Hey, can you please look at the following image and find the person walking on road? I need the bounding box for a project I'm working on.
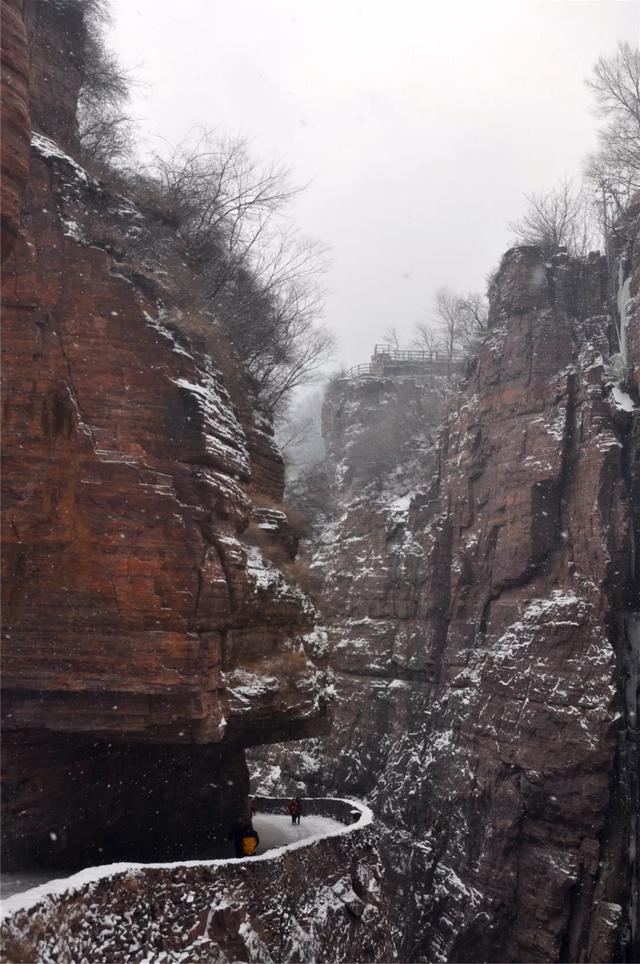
[288,797,303,825]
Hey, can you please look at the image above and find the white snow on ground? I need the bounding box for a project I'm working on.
[252,813,344,853]
[0,872,54,900]
[31,133,90,184]
[0,816,344,902]
[0,799,372,920]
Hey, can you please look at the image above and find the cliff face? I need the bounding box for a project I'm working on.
[252,371,446,796]
[258,243,639,962]
[617,195,640,392]
[1,0,328,871]
[0,0,29,261]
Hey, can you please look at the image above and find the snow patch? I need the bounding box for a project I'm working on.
[610,385,637,413]
[31,133,90,184]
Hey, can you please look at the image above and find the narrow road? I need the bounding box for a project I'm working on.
[252,813,344,853]
[0,814,346,900]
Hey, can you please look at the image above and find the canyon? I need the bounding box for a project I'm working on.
[1,1,639,961]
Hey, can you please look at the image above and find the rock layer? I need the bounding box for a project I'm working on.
[0,0,29,261]
[1,0,328,871]
[258,243,640,962]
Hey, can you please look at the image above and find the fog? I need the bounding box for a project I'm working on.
[110,0,639,370]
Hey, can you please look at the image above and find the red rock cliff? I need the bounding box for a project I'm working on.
[259,241,639,962]
[0,0,29,261]
[1,0,329,870]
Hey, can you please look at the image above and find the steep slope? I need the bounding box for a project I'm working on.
[1,0,329,872]
[257,241,639,962]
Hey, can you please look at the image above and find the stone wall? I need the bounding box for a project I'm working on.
[0,803,396,964]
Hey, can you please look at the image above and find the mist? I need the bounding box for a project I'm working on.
[110,0,638,369]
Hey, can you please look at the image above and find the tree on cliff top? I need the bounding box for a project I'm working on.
[507,179,599,259]
[146,131,333,412]
[584,41,640,233]
[413,287,488,363]
[74,2,332,413]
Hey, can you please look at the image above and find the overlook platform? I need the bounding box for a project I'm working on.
[344,344,465,378]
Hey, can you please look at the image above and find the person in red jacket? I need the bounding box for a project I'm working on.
[288,797,303,825]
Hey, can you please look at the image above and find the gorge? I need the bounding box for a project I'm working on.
[1,1,639,962]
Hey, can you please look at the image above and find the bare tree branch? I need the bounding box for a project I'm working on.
[508,179,600,258]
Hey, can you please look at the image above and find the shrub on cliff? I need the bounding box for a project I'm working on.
[76,0,134,168]
[72,6,332,414]
[414,287,489,362]
[144,131,333,412]
[507,42,640,258]
[508,179,600,259]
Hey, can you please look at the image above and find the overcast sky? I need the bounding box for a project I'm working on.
[110,0,639,370]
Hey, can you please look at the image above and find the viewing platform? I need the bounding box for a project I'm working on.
[343,344,465,379]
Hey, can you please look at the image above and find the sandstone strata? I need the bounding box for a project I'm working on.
[1,0,328,871]
[0,0,29,261]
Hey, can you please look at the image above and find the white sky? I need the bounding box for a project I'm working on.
[110,0,640,369]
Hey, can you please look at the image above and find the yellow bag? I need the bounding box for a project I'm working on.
[242,834,258,856]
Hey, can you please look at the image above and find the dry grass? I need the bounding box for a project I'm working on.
[251,493,310,537]
[243,522,290,570]
[282,558,321,596]
[243,522,319,597]
[1,935,38,963]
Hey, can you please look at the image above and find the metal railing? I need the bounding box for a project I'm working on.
[373,345,466,362]
[343,363,376,378]
[342,348,466,379]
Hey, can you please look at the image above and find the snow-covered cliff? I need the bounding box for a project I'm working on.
[254,238,640,963]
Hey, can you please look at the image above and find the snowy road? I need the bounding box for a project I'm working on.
[0,814,345,900]
[252,812,344,853]
[1,871,56,900]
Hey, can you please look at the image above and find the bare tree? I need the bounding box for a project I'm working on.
[76,1,134,166]
[210,229,333,411]
[144,131,333,412]
[412,288,488,364]
[584,42,640,234]
[149,132,298,269]
[433,286,463,367]
[508,179,600,258]
[381,326,401,351]
[457,292,489,353]
[412,321,441,356]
